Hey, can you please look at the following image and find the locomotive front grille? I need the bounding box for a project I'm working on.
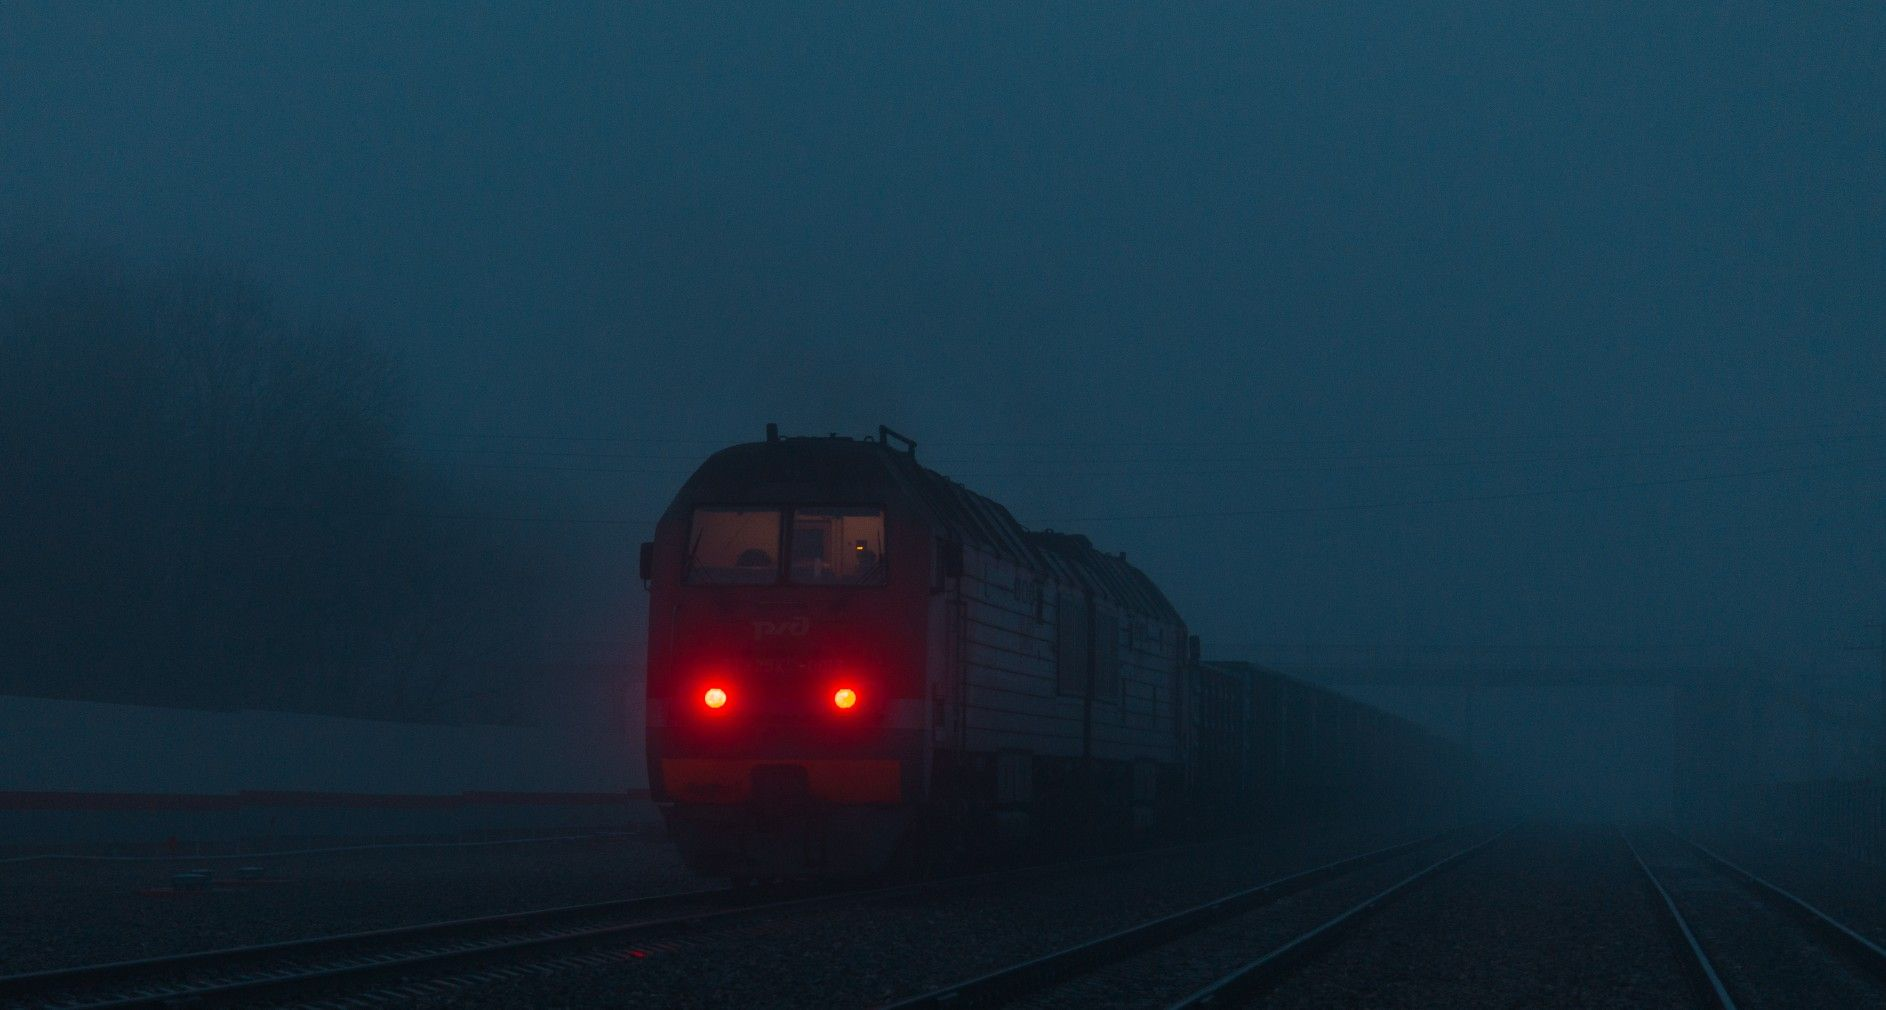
[661,758,902,805]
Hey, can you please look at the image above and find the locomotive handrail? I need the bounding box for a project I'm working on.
[878,424,918,455]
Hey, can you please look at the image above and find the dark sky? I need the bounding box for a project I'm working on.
[4,4,1883,685]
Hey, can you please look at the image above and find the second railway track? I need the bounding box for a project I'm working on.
[1629,827,1886,1009]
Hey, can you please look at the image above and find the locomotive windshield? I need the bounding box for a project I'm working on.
[684,506,886,585]
[684,507,780,584]
[790,507,886,585]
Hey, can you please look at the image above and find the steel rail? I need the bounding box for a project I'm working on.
[0,885,732,1005]
[1623,829,1736,1010]
[0,827,1295,1009]
[0,886,748,1010]
[878,830,1448,1009]
[1164,826,1509,1009]
[1676,829,1886,987]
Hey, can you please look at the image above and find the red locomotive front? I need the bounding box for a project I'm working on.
[643,427,937,878]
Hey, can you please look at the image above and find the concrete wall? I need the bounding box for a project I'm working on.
[0,695,652,852]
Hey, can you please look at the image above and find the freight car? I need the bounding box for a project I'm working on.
[1199,661,1469,827]
[640,426,1462,878]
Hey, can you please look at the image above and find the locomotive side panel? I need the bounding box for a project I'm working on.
[940,537,1196,840]
[956,548,1083,757]
[1087,609,1185,762]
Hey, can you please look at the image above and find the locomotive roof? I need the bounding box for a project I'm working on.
[676,432,1182,623]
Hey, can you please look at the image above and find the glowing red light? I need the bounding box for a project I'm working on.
[832,687,858,710]
[703,686,729,710]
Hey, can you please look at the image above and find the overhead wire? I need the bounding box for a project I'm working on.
[1052,454,1886,523]
[411,417,1886,451]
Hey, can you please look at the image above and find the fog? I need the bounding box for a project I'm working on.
[3,4,1882,819]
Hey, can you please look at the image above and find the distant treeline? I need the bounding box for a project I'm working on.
[0,253,546,723]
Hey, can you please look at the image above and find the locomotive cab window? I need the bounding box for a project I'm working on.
[790,507,886,585]
[685,507,781,584]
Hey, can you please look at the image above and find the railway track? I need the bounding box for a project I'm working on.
[0,829,1334,1010]
[1628,827,1886,1009]
[880,826,1490,1010]
[1163,828,1504,1008]
[888,823,1879,1010]
[0,883,746,1010]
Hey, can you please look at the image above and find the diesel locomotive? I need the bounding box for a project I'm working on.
[640,425,1463,878]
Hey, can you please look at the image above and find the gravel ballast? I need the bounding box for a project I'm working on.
[371,818,1440,1009]
[26,820,1786,1009]
[1007,835,1463,1010]
[1244,826,1696,1010]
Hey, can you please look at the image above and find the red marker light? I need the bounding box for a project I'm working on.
[832,687,858,710]
[703,687,729,710]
